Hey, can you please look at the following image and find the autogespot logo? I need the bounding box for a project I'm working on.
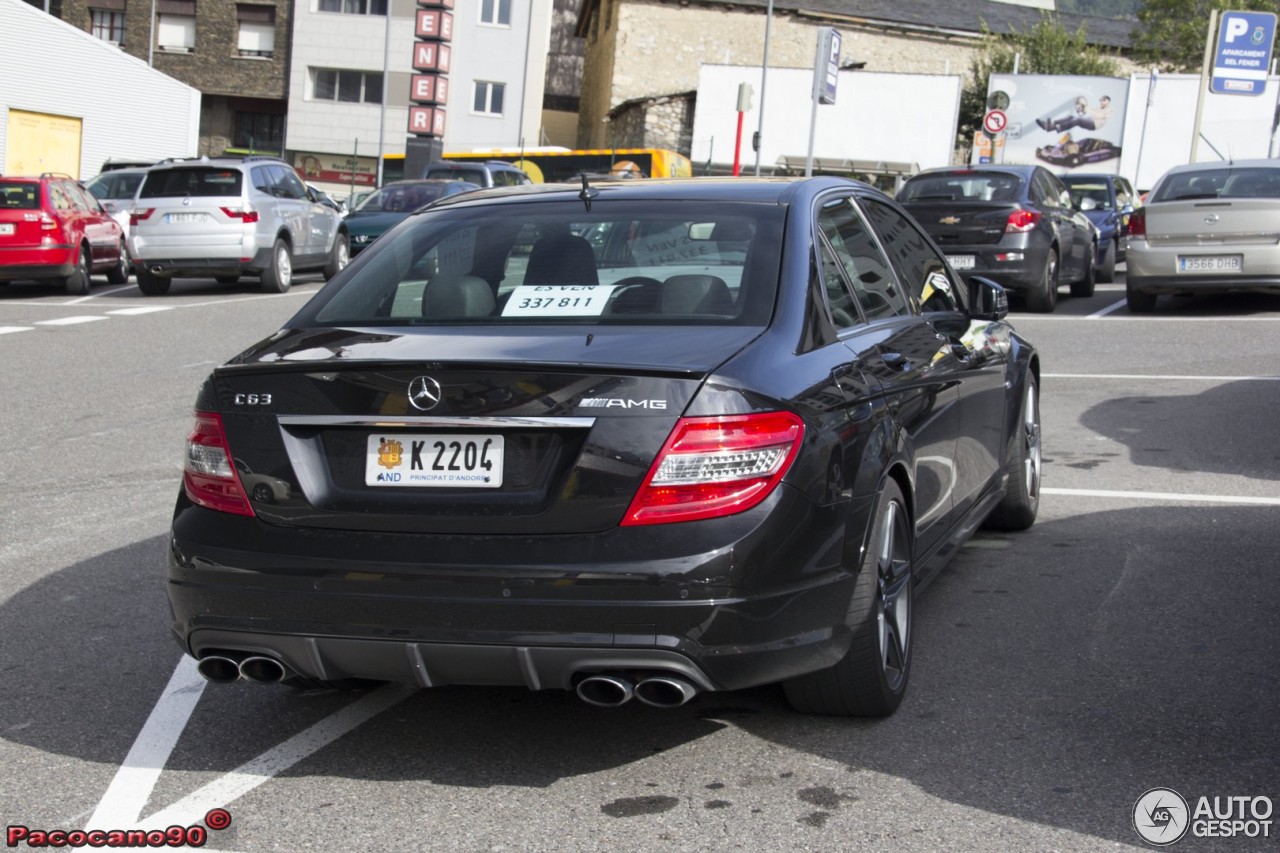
[1134,788,1190,846]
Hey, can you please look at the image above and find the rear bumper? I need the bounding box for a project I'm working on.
[1127,240,1280,290]
[942,239,1049,293]
[133,256,264,277]
[1127,273,1280,293]
[0,246,77,280]
[167,486,868,693]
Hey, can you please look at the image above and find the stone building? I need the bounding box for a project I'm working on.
[574,0,1135,152]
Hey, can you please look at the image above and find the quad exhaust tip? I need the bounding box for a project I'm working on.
[195,655,240,683]
[575,674,635,707]
[239,656,288,684]
[195,654,290,684]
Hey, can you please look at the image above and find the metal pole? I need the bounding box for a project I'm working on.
[351,138,358,202]
[148,0,156,66]
[1191,10,1217,163]
[1134,70,1156,189]
[753,0,773,176]
[805,93,818,177]
[376,4,390,189]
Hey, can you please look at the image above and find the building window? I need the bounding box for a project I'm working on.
[479,0,510,26]
[90,9,125,45]
[156,0,196,52]
[233,112,284,152]
[236,5,274,57]
[317,0,386,14]
[472,81,505,116]
[313,69,383,104]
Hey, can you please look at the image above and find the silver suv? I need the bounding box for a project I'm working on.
[128,156,349,295]
[421,160,531,188]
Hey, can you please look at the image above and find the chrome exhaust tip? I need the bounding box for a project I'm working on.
[195,655,241,683]
[238,656,288,684]
[575,674,634,707]
[634,676,699,708]
[149,266,164,275]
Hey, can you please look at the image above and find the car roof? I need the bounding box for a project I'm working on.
[423,175,869,210]
[911,164,1039,178]
[1161,159,1280,176]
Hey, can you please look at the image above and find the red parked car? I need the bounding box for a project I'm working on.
[0,174,129,294]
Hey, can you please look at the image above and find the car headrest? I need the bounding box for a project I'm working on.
[423,274,495,318]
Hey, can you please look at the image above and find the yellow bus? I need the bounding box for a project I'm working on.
[381,148,692,185]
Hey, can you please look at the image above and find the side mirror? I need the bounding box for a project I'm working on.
[969,276,1008,321]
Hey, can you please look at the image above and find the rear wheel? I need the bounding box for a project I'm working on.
[106,241,130,285]
[784,478,913,717]
[1097,238,1117,284]
[985,374,1041,531]
[323,232,349,280]
[1126,278,1157,313]
[260,238,292,293]
[1070,241,1096,298]
[62,246,91,295]
[136,267,171,296]
[1024,250,1058,313]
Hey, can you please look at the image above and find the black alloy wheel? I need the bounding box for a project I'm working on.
[784,478,914,717]
[985,374,1041,531]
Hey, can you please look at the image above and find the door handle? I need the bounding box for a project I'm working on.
[880,351,911,371]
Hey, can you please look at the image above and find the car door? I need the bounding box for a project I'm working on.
[861,195,1009,524]
[815,193,962,556]
[269,165,312,257]
[1036,169,1090,278]
[67,181,119,266]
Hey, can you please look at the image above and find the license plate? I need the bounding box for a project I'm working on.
[1177,255,1241,273]
[365,433,504,488]
[947,254,976,270]
[0,223,13,235]
[166,212,206,224]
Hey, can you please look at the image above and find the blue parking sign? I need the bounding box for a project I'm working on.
[1212,11,1277,96]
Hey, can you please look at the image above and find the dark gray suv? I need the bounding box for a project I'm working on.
[421,160,531,188]
[128,156,349,295]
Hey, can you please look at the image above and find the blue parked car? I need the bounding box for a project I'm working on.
[1061,173,1140,283]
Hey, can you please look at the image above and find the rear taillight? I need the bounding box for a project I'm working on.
[130,208,154,226]
[1127,207,1146,238]
[39,214,58,231]
[1005,209,1042,233]
[221,207,259,223]
[622,412,804,526]
[183,412,254,516]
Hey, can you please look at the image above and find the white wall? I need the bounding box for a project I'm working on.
[1120,73,1280,190]
[691,65,961,174]
[0,0,200,179]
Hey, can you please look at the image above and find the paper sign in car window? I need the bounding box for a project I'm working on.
[501,284,618,317]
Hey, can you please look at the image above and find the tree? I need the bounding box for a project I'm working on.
[959,16,1122,152]
[1131,0,1280,72]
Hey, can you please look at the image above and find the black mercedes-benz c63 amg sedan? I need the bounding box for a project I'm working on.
[168,176,1041,717]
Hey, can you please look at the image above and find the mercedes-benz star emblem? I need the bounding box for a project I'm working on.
[407,376,442,411]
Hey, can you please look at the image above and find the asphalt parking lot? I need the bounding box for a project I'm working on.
[1,274,1277,851]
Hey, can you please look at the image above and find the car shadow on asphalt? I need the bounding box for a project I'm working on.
[2,505,1277,847]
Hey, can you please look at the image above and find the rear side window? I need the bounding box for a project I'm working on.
[0,182,41,209]
[817,197,908,322]
[87,172,144,201]
[299,200,784,328]
[862,198,964,314]
[140,167,244,198]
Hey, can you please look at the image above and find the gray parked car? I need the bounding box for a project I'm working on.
[1125,159,1280,312]
[128,156,349,295]
[421,159,531,188]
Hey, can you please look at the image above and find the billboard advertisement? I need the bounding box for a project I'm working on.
[974,74,1129,175]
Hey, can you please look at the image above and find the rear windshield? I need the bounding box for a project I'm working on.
[295,199,784,328]
[1062,181,1113,209]
[898,172,1023,203]
[355,183,447,212]
[0,182,41,210]
[87,172,145,201]
[139,167,243,198]
[425,166,488,185]
[1151,167,1280,202]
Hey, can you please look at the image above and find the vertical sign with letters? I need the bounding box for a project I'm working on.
[407,0,453,151]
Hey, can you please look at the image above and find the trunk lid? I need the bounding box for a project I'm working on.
[898,201,1020,247]
[1143,199,1280,248]
[208,326,763,535]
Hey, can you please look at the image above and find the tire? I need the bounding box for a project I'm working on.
[323,232,349,280]
[784,478,913,717]
[984,374,1041,531]
[260,238,293,293]
[1024,250,1058,313]
[62,245,91,295]
[1070,241,1096,298]
[106,241,130,285]
[215,275,241,285]
[136,267,171,296]
[1097,238,1117,284]
[1126,278,1157,313]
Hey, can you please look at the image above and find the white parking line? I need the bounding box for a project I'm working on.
[34,315,108,326]
[87,657,206,830]
[1044,487,1280,506]
[64,285,137,305]
[1086,299,1128,318]
[0,326,33,335]
[1044,373,1280,382]
[107,306,174,316]
[87,655,414,832]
